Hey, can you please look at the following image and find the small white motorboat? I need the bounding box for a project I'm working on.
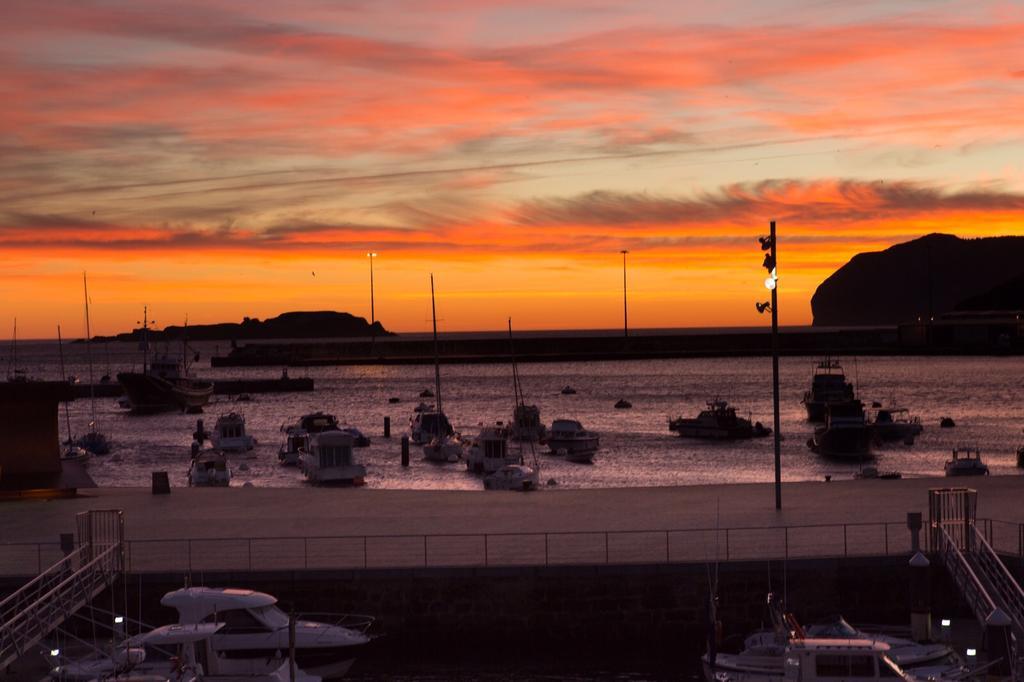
[944,446,988,476]
[210,412,256,452]
[484,464,540,491]
[867,405,924,443]
[188,450,231,487]
[547,418,599,463]
[61,445,92,465]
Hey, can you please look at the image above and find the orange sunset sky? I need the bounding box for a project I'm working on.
[2,0,1023,338]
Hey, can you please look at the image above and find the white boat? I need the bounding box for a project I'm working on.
[465,424,518,473]
[278,428,308,466]
[211,412,256,453]
[703,594,957,680]
[56,622,323,681]
[423,434,463,463]
[188,450,231,487]
[867,406,924,443]
[300,430,366,485]
[705,638,961,682]
[484,464,540,491]
[669,399,770,440]
[547,418,599,463]
[944,446,989,476]
[160,587,372,679]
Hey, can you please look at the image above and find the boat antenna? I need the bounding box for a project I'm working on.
[430,274,442,426]
[57,325,73,445]
[83,272,96,429]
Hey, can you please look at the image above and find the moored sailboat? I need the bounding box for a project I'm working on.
[420,274,463,463]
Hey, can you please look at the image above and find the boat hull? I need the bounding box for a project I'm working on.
[117,372,213,413]
[810,426,873,461]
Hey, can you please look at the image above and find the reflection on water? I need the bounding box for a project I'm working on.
[11,341,1024,489]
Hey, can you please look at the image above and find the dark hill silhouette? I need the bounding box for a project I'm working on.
[955,271,1024,312]
[91,311,392,343]
[811,233,1024,326]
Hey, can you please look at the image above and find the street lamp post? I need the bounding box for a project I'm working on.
[756,221,782,510]
[620,249,629,338]
[367,252,377,353]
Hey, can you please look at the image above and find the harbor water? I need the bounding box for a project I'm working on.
[9,340,1024,489]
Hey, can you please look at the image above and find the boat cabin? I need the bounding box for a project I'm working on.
[298,412,340,433]
[780,640,904,681]
[148,356,185,380]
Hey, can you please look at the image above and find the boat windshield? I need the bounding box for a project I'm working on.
[252,604,290,629]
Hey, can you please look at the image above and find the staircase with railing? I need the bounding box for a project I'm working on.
[930,488,1024,680]
[0,510,123,670]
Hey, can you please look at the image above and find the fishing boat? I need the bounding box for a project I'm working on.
[210,412,256,452]
[419,274,463,463]
[944,447,989,476]
[547,418,599,463]
[669,399,771,440]
[117,308,213,413]
[188,450,231,487]
[808,400,873,461]
[866,405,923,443]
[465,424,518,474]
[300,430,366,485]
[801,357,856,422]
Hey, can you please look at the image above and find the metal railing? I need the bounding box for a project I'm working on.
[0,543,122,669]
[2,518,1021,579]
[0,520,909,577]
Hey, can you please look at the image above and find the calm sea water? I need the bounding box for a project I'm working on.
[9,340,1024,489]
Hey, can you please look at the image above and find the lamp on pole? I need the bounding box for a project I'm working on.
[367,252,377,353]
[756,221,782,510]
[620,249,629,338]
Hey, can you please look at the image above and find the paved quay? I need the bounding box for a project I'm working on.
[1,477,1022,576]
[2,476,1022,543]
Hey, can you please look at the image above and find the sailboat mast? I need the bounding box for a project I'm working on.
[57,325,73,445]
[83,272,96,426]
[430,274,442,418]
[508,318,523,408]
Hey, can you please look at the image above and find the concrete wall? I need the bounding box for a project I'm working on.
[0,383,71,477]
[38,556,972,669]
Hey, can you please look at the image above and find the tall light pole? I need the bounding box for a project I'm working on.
[367,252,377,326]
[367,252,377,353]
[756,221,781,510]
[620,249,629,338]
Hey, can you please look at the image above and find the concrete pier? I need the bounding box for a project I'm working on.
[2,477,1022,566]
[3,477,1020,673]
